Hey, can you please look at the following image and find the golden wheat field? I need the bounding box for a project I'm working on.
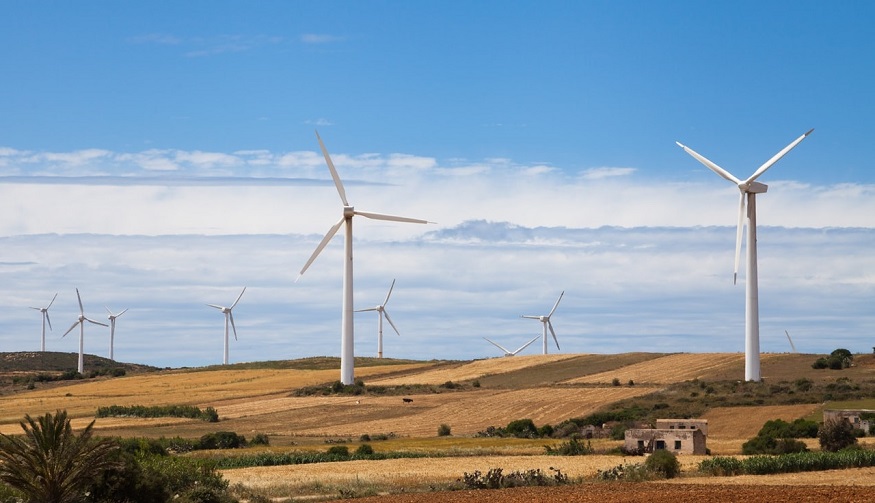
[368,354,579,386]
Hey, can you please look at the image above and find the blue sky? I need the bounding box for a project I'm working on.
[1,1,874,369]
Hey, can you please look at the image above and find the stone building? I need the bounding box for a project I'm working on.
[624,419,708,455]
[824,409,874,435]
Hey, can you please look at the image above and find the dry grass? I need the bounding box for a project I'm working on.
[563,353,784,385]
[368,354,579,386]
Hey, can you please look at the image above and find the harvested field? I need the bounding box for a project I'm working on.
[320,482,875,503]
[704,403,822,440]
[368,354,579,386]
[563,353,783,385]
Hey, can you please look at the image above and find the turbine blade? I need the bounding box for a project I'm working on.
[46,312,53,331]
[734,191,746,285]
[75,288,84,314]
[548,321,560,350]
[354,210,430,224]
[47,293,58,309]
[85,317,109,327]
[675,141,742,185]
[297,217,345,280]
[117,308,128,317]
[29,306,40,311]
[785,330,798,353]
[521,315,539,320]
[105,305,113,316]
[62,321,80,338]
[747,129,814,183]
[483,337,511,354]
[315,130,349,206]
[231,287,246,309]
[229,312,238,340]
[207,304,225,310]
[514,335,541,354]
[383,310,400,336]
[383,279,396,305]
[355,307,378,312]
[548,291,565,317]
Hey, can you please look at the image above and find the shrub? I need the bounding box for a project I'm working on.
[611,377,621,386]
[355,444,374,456]
[596,462,650,481]
[505,419,539,438]
[819,418,858,452]
[544,437,594,456]
[249,433,269,446]
[459,468,568,489]
[645,449,680,479]
[326,445,350,457]
[699,456,743,476]
[197,431,246,450]
[437,423,452,437]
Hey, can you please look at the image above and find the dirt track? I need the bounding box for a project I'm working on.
[323,483,873,502]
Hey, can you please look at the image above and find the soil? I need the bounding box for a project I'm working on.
[322,483,873,502]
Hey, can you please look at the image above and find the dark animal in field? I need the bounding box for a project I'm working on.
[402,398,413,403]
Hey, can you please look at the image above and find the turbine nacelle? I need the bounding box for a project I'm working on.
[739,181,768,194]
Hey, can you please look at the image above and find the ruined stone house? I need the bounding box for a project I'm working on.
[624,419,708,455]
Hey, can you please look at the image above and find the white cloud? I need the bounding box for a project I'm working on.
[300,34,344,45]
[581,167,636,180]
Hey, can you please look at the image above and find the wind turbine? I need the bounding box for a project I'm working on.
[62,288,108,374]
[298,131,431,384]
[483,335,540,357]
[785,330,798,354]
[105,306,128,361]
[30,293,57,351]
[676,129,813,381]
[521,291,564,354]
[207,287,246,365]
[355,279,400,358]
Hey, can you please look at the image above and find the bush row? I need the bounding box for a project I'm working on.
[96,404,219,422]
[700,449,875,476]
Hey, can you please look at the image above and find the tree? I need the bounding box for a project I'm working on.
[818,417,858,452]
[0,410,119,503]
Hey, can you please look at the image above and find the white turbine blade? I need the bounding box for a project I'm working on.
[297,217,345,280]
[62,321,80,338]
[785,330,798,353]
[231,287,246,309]
[229,312,238,340]
[383,310,400,336]
[207,304,225,311]
[548,291,565,317]
[548,320,560,350]
[521,315,540,320]
[483,337,511,354]
[47,293,58,309]
[29,306,41,311]
[383,279,396,306]
[315,130,349,207]
[513,335,541,355]
[45,312,53,331]
[675,141,742,185]
[85,317,109,327]
[746,129,814,184]
[355,307,378,312]
[117,308,128,317]
[354,210,430,224]
[733,191,746,285]
[75,288,84,314]
[105,305,113,316]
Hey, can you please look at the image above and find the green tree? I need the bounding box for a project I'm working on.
[0,410,119,503]
[819,417,858,452]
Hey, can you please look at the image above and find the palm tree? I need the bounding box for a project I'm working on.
[0,410,118,503]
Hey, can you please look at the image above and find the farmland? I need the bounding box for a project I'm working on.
[2,350,875,500]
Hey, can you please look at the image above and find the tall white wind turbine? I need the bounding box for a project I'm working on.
[105,306,128,361]
[355,279,400,358]
[30,293,57,351]
[483,335,540,357]
[208,287,246,365]
[676,129,813,381]
[298,131,431,384]
[62,288,108,374]
[521,291,564,355]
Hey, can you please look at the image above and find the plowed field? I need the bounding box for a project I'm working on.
[368,354,579,386]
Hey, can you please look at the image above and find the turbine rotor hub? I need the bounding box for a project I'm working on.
[343,206,355,218]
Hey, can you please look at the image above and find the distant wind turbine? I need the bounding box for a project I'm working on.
[483,335,540,357]
[208,287,246,365]
[30,293,57,352]
[297,132,431,384]
[676,129,813,381]
[785,330,798,354]
[62,288,108,374]
[521,291,564,354]
[105,306,128,361]
[356,279,400,358]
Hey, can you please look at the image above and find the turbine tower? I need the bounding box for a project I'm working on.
[62,288,108,374]
[355,279,400,358]
[208,287,246,365]
[298,131,430,384]
[521,291,564,354]
[105,306,128,361]
[483,335,540,357]
[676,129,813,381]
[30,293,57,351]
